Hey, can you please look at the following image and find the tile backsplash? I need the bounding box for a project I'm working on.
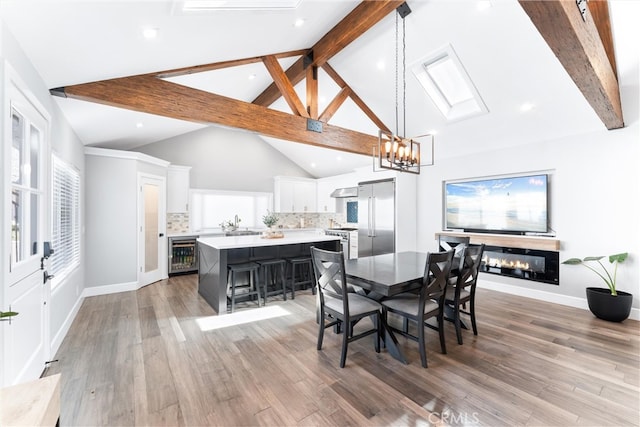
[167,211,354,234]
[167,213,190,234]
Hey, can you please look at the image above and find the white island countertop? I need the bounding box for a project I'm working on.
[197,232,340,250]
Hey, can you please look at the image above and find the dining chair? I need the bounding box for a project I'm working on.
[380,249,454,368]
[310,246,382,368]
[445,243,485,344]
[438,234,470,268]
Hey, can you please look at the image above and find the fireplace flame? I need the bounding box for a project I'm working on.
[482,255,531,271]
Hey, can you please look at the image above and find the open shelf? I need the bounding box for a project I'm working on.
[435,231,560,252]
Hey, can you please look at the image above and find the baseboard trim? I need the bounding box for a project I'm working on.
[479,280,639,321]
[50,292,84,357]
[82,281,139,298]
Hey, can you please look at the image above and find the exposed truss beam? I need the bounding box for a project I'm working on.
[262,55,308,117]
[50,1,402,156]
[56,75,377,156]
[519,0,623,129]
[253,0,405,107]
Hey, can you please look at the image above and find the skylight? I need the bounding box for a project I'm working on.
[180,0,302,11]
[412,44,488,122]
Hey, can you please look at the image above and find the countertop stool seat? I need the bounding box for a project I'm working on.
[227,262,261,312]
[287,256,314,299]
[256,258,287,304]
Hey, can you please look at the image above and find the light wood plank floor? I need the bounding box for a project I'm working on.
[45,274,639,426]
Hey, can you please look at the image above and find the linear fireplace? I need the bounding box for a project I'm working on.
[481,245,559,285]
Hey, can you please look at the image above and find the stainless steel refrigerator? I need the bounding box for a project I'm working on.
[358,179,395,257]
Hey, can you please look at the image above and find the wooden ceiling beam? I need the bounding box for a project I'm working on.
[322,63,391,133]
[306,65,318,119]
[252,0,405,107]
[519,0,623,129]
[262,55,308,117]
[155,49,308,79]
[55,75,376,156]
[319,87,351,123]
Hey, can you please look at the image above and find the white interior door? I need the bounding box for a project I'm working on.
[138,174,166,287]
[2,69,50,386]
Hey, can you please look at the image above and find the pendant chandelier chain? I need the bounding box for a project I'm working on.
[402,16,407,138]
[394,12,408,138]
[395,12,399,138]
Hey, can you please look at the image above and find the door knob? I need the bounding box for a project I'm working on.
[159,233,165,237]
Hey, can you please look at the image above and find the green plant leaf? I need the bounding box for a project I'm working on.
[609,252,628,263]
[0,311,19,318]
[561,258,583,265]
[583,256,605,262]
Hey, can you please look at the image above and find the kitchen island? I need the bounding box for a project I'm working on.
[197,233,340,314]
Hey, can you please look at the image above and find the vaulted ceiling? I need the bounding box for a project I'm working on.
[1,0,637,177]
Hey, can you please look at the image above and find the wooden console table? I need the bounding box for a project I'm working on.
[435,231,560,251]
[0,373,60,426]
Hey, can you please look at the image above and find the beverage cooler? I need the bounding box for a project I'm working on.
[168,235,198,275]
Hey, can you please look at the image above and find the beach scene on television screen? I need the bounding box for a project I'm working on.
[446,175,547,232]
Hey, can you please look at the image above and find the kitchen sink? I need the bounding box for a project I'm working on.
[327,227,358,231]
[224,230,261,236]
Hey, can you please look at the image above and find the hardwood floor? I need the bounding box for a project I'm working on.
[45,274,639,426]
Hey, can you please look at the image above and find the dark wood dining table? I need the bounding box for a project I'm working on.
[344,251,429,364]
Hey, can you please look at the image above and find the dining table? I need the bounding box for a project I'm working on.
[344,251,429,364]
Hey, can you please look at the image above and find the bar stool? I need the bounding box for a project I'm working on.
[227,262,261,312]
[256,259,287,304]
[287,257,313,299]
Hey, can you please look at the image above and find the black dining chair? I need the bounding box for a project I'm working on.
[445,243,485,344]
[380,250,454,368]
[438,234,470,271]
[310,246,382,368]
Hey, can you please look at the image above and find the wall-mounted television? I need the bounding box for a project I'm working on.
[444,174,548,234]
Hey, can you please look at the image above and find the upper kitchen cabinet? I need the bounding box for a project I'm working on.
[167,165,191,213]
[316,178,336,213]
[274,176,317,212]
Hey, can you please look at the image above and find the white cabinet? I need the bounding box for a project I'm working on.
[274,176,317,212]
[316,178,336,213]
[167,165,191,213]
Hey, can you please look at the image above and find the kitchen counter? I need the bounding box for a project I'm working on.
[197,233,340,314]
[197,232,338,250]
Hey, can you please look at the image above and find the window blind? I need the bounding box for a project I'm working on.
[51,154,80,282]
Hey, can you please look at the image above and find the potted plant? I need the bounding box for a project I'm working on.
[562,252,632,322]
[262,210,279,229]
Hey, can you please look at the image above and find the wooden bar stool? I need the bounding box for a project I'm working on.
[287,257,313,299]
[256,259,287,304]
[227,262,261,312]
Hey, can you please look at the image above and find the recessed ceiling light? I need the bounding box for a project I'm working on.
[477,1,492,11]
[182,0,302,11]
[294,18,305,27]
[376,60,385,70]
[136,122,144,128]
[248,73,256,80]
[520,103,535,112]
[142,27,158,39]
[337,156,342,161]
[310,162,317,168]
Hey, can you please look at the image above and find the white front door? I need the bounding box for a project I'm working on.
[138,174,166,287]
[2,68,50,386]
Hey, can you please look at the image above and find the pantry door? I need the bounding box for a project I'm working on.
[138,173,167,288]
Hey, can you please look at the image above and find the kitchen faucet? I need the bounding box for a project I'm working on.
[234,214,239,228]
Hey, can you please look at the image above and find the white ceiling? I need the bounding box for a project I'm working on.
[1,0,638,178]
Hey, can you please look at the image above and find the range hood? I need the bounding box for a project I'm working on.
[330,187,358,198]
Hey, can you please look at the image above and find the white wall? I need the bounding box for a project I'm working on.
[417,91,640,311]
[135,126,312,192]
[0,20,86,376]
[84,151,168,290]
